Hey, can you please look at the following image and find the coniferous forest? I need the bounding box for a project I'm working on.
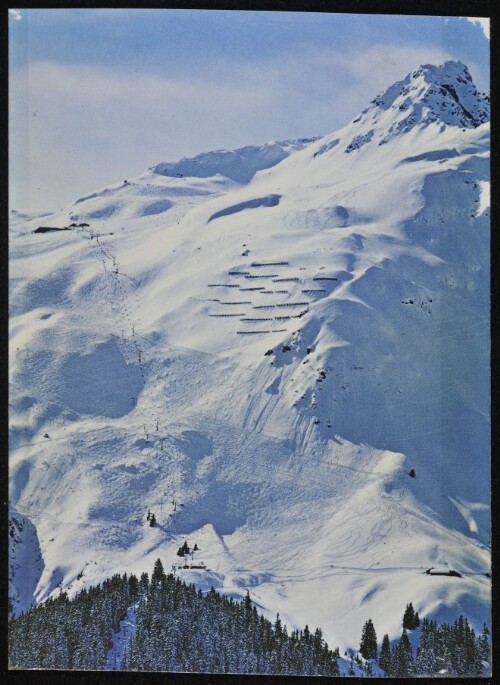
[8,560,490,676]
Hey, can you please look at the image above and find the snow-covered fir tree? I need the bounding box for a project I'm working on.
[359,618,377,660]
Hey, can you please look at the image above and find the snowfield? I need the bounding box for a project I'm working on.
[9,61,490,654]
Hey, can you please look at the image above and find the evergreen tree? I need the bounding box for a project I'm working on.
[478,624,490,662]
[139,572,149,595]
[403,602,419,630]
[128,573,139,600]
[274,613,283,640]
[359,618,377,660]
[152,558,166,584]
[177,540,190,557]
[392,628,414,676]
[415,617,437,675]
[313,627,324,660]
[379,633,391,675]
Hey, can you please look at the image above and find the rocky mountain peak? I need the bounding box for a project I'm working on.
[347,61,489,150]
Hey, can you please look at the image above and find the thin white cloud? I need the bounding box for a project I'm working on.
[462,17,489,40]
[344,44,455,88]
[12,42,472,145]
[8,43,475,212]
[21,60,276,119]
[9,59,283,211]
[9,9,23,21]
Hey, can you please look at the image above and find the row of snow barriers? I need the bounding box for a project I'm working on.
[206,260,340,335]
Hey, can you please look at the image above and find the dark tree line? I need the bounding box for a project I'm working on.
[363,610,490,677]
[9,563,490,677]
[8,572,136,669]
[122,559,340,675]
[412,615,490,676]
[9,559,339,675]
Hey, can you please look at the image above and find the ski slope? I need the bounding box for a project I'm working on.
[9,61,490,653]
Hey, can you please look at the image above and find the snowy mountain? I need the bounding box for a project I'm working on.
[9,60,490,654]
[351,60,489,144]
[150,138,319,184]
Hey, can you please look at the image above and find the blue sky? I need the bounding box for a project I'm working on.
[9,9,490,212]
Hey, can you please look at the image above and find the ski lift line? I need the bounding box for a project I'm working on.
[56,229,188,484]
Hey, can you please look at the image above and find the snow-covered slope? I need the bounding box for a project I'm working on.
[9,61,490,653]
[151,138,319,183]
